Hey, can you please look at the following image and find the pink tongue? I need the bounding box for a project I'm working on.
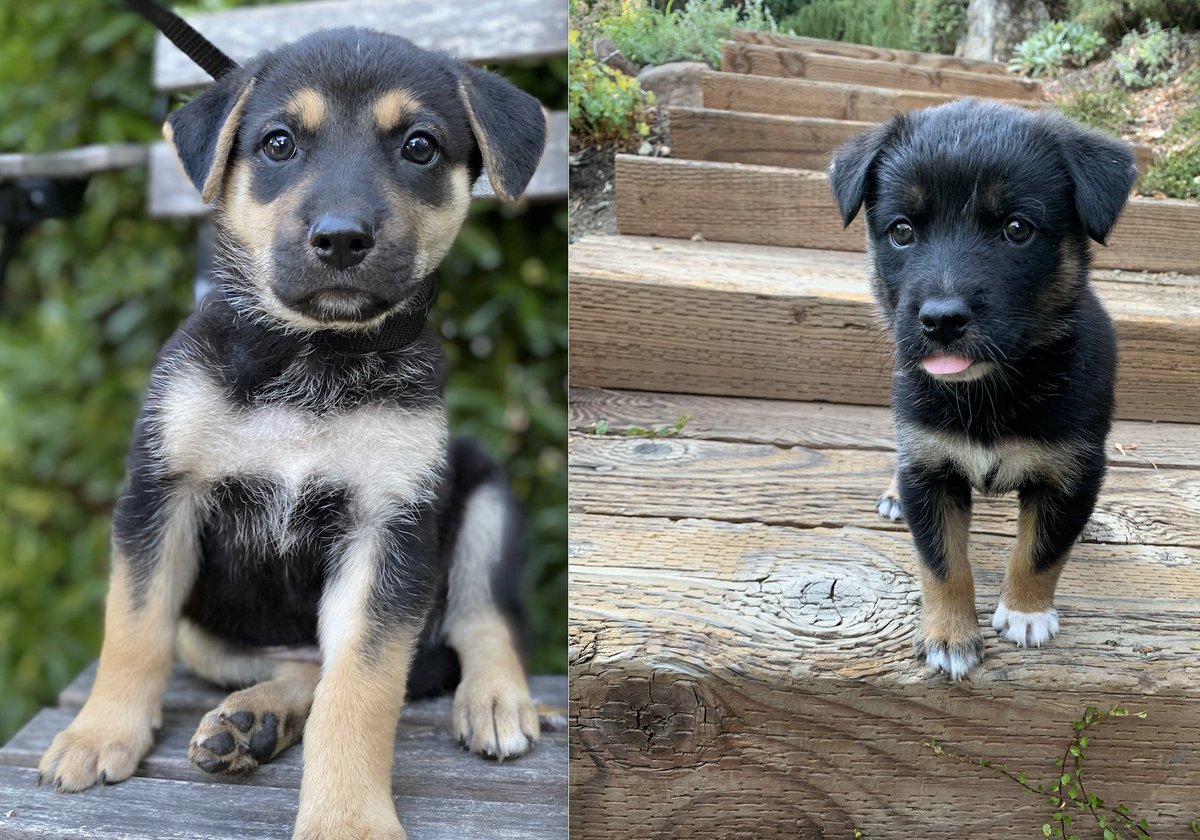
[922,355,973,375]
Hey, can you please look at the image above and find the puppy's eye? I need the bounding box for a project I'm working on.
[262,131,296,162]
[402,132,438,165]
[889,220,915,248]
[1003,217,1034,245]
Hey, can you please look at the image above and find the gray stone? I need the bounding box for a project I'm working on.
[960,0,1050,62]
[636,61,706,108]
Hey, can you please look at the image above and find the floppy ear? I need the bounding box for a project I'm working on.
[457,66,547,202]
[828,114,908,227]
[164,69,256,204]
[1047,115,1136,245]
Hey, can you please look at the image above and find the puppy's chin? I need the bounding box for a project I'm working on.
[287,289,393,324]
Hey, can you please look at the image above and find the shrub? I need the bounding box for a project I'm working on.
[1141,103,1200,200]
[778,0,918,51]
[1112,20,1182,88]
[910,0,968,55]
[568,28,654,147]
[1056,86,1134,134]
[1070,0,1200,40]
[600,0,777,67]
[1007,20,1106,77]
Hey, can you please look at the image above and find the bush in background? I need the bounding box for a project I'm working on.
[909,0,969,54]
[597,0,777,67]
[1008,20,1107,76]
[778,0,915,49]
[1112,20,1185,87]
[1056,86,1135,133]
[0,0,565,743]
[1141,101,1200,200]
[1070,0,1200,40]
[568,28,655,148]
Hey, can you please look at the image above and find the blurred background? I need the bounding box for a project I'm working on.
[0,0,566,743]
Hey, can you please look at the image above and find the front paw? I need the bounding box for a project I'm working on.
[915,630,984,681]
[453,673,539,761]
[992,602,1059,648]
[293,810,406,840]
[38,711,156,792]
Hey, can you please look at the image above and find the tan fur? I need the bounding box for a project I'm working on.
[372,88,421,133]
[916,502,978,647]
[1041,238,1084,316]
[219,158,306,259]
[199,80,257,204]
[294,630,417,840]
[286,87,328,132]
[1000,496,1067,613]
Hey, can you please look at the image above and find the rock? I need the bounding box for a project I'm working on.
[636,61,706,108]
[592,36,639,78]
[960,0,1050,62]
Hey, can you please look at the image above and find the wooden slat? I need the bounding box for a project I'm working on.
[615,155,1200,274]
[148,110,568,217]
[568,512,1200,839]
[723,41,1044,101]
[729,29,1012,77]
[0,144,146,181]
[568,234,1200,422]
[567,387,1200,471]
[154,0,568,92]
[702,71,1041,120]
[674,104,1155,173]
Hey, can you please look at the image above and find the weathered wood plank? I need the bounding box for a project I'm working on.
[568,234,1200,422]
[566,387,1200,470]
[670,105,1155,174]
[729,29,1012,77]
[154,0,568,92]
[148,110,568,217]
[569,516,1200,839]
[569,433,1200,546]
[702,71,1041,120]
[615,155,1200,274]
[0,145,146,180]
[722,41,1044,101]
[0,764,564,839]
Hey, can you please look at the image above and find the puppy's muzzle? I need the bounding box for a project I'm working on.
[919,297,970,346]
[308,215,375,271]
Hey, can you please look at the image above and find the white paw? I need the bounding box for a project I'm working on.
[917,634,983,681]
[876,491,903,521]
[992,603,1059,648]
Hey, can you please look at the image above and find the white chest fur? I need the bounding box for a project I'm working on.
[155,370,447,509]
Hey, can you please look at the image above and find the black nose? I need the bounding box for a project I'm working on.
[308,216,374,270]
[919,298,970,345]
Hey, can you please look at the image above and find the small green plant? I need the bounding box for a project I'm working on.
[1069,0,1200,41]
[568,27,654,147]
[778,0,916,51]
[1008,20,1106,77]
[1056,86,1134,134]
[1112,21,1181,89]
[588,414,692,438]
[910,0,968,55]
[927,705,1187,839]
[599,0,776,67]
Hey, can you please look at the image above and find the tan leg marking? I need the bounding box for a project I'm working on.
[39,495,200,792]
[993,497,1065,647]
[916,502,983,679]
[293,630,417,840]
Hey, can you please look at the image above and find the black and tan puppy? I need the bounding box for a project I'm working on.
[830,99,1135,680]
[38,26,546,839]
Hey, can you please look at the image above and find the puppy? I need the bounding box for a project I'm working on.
[829,99,1135,680]
[38,26,547,839]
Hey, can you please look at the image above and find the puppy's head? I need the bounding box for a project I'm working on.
[164,28,547,331]
[829,99,1134,382]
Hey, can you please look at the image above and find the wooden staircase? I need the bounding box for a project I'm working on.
[569,33,1200,840]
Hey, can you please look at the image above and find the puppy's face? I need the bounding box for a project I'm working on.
[830,101,1135,382]
[165,28,547,331]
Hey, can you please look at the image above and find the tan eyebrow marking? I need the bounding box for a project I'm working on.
[284,87,328,132]
[373,89,421,132]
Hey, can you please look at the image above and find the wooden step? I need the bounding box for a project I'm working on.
[567,388,1200,840]
[568,234,1200,422]
[701,71,1041,121]
[615,155,1200,274]
[669,106,1154,174]
[722,41,1044,101]
[729,28,1012,77]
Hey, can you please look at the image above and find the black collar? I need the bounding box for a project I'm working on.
[311,275,437,354]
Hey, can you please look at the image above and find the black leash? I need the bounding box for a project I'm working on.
[124,0,238,80]
[313,275,439,354]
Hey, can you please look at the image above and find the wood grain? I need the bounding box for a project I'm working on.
[722,42,1044,101]
[0,144,146,180]
[148,111,568,217]
[671,105,1155,174]
[567,387,1200,470]
[702,71,1040,120]
[569,234,1200,422]
[615,155,1200,274]
[569,511,1200,839]
[729,29,1012,77]
[154,0,568,91]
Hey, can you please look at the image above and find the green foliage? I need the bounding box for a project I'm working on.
[1069,0,1200,40]
[910,0,968,55]
[598,0,777,67]
[927,706,1183,840]
[1008,21,1107,77]
[568,29,654,147]
[1141,103,1200,199]
[778,0,916,51]
[586,414,691,437]
[1112,20,1182,88]
[1056,86,1135,134]
[0,1,565,742]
